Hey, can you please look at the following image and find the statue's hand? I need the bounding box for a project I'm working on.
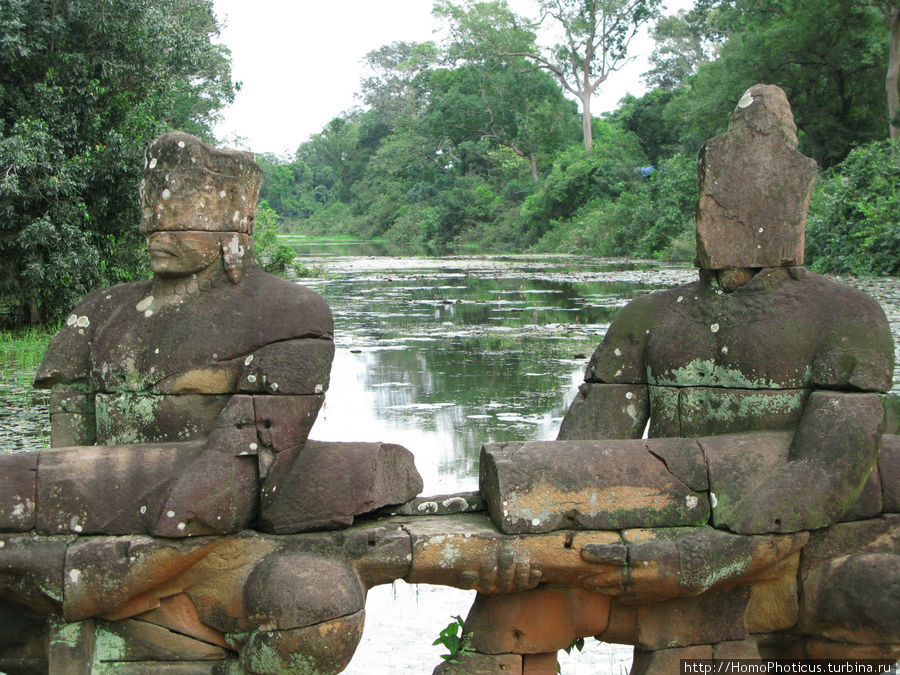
[459,548,542,594]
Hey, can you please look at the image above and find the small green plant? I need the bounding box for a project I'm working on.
[557,636,586,672]
[433,615,466,663]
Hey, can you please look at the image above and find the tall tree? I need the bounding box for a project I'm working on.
[663,0,889,167]
[877,3,900,140]
[360,41,439,130]
[508,0,663,151]
[433,0,577,179]
[643,6,724,91]
[0,0,235,325]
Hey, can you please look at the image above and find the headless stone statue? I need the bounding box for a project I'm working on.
[465,85,899,670]
[484,84,894,536]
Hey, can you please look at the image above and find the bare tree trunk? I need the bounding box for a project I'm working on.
[581,92,593,152]
[29,300,43,326]
[888,7,900,141]
[529,153,538,181]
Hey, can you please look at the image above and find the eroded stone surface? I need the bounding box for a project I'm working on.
[464,587,610,654]
[481,440,709,534]
[556,383,649,440]
[258,441,423,533]
[0,453,36,531]
[704,393,883,534]
[695,84,817,269]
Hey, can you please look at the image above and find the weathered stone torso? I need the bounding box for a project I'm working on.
[35,266,335,444]
[576,267,893,437]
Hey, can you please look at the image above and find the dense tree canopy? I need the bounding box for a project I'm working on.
[258,0,898,272]
[0,0,235,325]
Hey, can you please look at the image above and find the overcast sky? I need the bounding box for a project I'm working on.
[211,0,694,157]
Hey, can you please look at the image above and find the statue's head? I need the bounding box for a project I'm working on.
[694,84,818,291]
[139,132,263,283]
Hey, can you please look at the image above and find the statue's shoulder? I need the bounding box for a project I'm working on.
[796,270,893,392]
[239,268,333,339]
[34,280,151,388]
[584,283,697,384]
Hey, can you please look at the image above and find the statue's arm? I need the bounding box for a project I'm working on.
[558,297,654,440]
[153,337,335,537]
[703,390,884,534]
[48,385,96,447]
[34,290,111,447]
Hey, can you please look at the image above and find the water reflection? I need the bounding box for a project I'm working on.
[302,254,696,494]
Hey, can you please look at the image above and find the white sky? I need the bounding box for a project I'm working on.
[211,0,694,157]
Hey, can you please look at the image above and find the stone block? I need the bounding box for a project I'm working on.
[258,440,422,533]
[48,617,94,675]
[151,396,260,537]
[713,639,760,659]
[464,587,610,654]
[695,84,817,269]
[480,440,709,534]
[407,513,625,593]
[0,609,48,674]
[644,438,709,491]
[884,394,900,435]
[238,610,364,675]
[241,552,364,630]
[800,515,900,577]
[50,412,97,447]
[95,393,230,444]
[648,386,680,437]
[134,593,228,649]
[0,452,37,531]
[523,652,558,674]
[597,602,637,644]
[49,388,96,446]
[744,553,800,633]
[141,132,260,235]
[635,270,893,394]
[799,551,900,643]
[623,527,806,603]
[880,434,900,512]
[556,383,649,440]
[319,523,411,590]
[433,652,522,674]
[678,387,808,437]
[631,586,750,650]
[840,465,883,521]
[631,645,713,675]
[705,391,884,534]
[237,338,334,395]
[63,534,215,621]
[252,394,322,452]
[93,618,228,661]
[0,534,67,613]
[36,441,205,535]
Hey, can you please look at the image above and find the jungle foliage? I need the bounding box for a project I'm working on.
[0,0,235,326]
[261,0,899,271]
[4,0,898,326]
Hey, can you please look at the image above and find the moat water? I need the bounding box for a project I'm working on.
[2,243,898,673]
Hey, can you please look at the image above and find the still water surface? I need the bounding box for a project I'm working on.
[2,243,898,673]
